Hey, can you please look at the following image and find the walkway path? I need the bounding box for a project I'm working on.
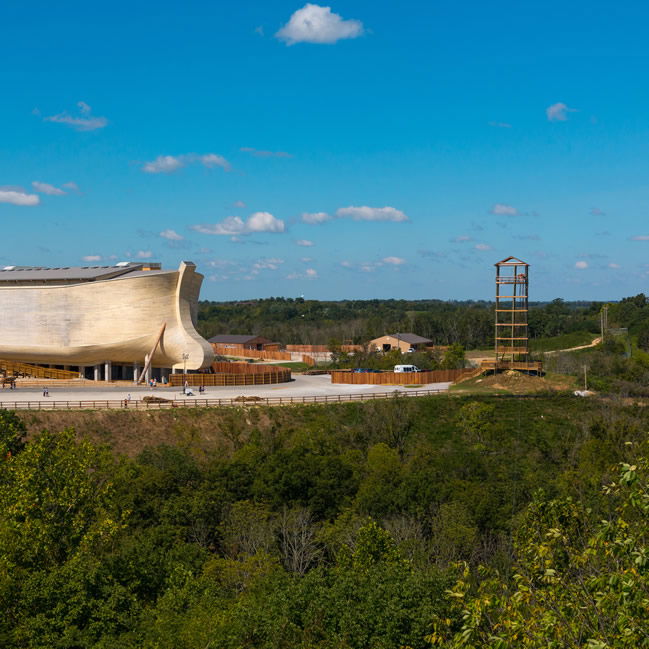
[0,374,452,409]
[544,337,602,355]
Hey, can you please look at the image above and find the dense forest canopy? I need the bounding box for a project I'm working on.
[197,297,604,348]
[2,394,649,648]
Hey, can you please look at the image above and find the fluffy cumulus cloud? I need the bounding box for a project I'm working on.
[240,147,292,158]
[575,260,588,269]
[159,229,184,241]
[302,206,408,224]
[82,255,102,262]
[0,188,40,206]
[296,239,314,247]
[608,262,621,269]
[630,235,649,241]
[301,211,331,224]
[142,153,231,174]
[191,212,285,236]
[546,102,577,122]
[475,243,492,251]
[136,250,153,259]
[31,181,66,196]
[490,203,518,216]
[275,3,364,45]
[43,101,108,131]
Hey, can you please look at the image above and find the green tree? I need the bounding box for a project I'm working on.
[431,442,649,648]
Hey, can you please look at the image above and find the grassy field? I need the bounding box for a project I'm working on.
[530,330,599,353]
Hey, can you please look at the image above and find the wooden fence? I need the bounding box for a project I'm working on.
[170,367,291,387]
[330,368,478,385]
[0,387,449,411]
[286,345,330,353]
[212,345,292,361]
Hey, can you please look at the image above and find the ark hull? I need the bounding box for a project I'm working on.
[0,262,214,369]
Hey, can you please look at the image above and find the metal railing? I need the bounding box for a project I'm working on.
[0,387,447,411]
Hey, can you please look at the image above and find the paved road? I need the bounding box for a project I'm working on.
[0,374,452,403]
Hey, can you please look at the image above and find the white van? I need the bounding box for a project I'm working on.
[393,364,420,373]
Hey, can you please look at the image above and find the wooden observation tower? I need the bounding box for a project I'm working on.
[491,256,541,373]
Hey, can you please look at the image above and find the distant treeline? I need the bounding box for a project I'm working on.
[197,297,603,348]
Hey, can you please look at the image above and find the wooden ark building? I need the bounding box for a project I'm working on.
[0,260,214,381]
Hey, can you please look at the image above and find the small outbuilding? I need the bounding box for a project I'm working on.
[369,333,432,354]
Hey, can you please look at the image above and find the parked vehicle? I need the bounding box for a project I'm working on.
[393,364,421,373]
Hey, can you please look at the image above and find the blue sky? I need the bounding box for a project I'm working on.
[2,0,649,301]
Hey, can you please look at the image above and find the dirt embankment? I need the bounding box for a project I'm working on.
[453,371,576,395]
[17,407,277,458]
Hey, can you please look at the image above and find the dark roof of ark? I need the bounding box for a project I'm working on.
[0,262,162,283]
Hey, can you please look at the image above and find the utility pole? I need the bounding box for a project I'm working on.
[600,305,608,342]
[583,365,588,391]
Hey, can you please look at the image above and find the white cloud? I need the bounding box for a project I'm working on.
[302,211,331,224]
[198,153,231,171]
[296,239,314,247]
[240,147,292,158]
[247,211,285,233]
[300,256,313,262]
[32,181,66,196]
[0,189,40,206]
[630,235,649,241]
[62,181,80,192]
[82,255,102,262]
[546,102,577,122]
[275,3,364,45]
[575,260,588,269]
[608,263,621,269]
[451,235,472,243]
[490,203,518,216]
[253,258,284,272]
[191,211,285,236]
[233,200,246,208]
[475,243,492,251]
[159,229,184,241]
[335,205,408,222]
[136,250,153,259]
[142,155,185,174]
[341,257,405,272]
[44,102,108,131]
[590,207,605,216]
[287,267,318,280]
[142,153,231,174]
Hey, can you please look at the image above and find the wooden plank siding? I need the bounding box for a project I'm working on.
[330,368,478,385]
